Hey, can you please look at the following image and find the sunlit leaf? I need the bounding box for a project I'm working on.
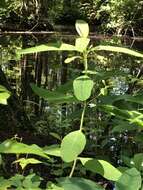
[75,37,90,52]
[18,42,78,55]
[0,85,11,105]
[75,20,89,37]
[43,145,61,157]
[64,56,81,63]
[0,139,49,159]
[100,87,108,96]
[91,45,143,58]
[13,158,42,170]
[73,75,94,101]
[100,104,143,127]
[61,130,86,162]
[79,158,122,181]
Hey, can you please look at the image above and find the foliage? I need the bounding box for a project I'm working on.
[1,0,143,35]
[1,20,143,189]
[0,85,10,105]
[0,173,42,190]
[97,0,143,34]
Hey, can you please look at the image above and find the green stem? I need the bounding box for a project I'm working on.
[69,102,86,177]
[69,51,88,178]
[80,101,86,131]
[69,159,77,178]
[83,52,88,74]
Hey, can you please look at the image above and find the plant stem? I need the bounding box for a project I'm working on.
[69,102,86,177]
[83,52,88,74]
[80,101,86,131]
[69,159,77,178]
[69,50,88,178]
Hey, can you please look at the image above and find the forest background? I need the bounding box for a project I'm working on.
[1,0,143,190]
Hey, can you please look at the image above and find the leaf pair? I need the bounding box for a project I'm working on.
[31,75,94,103]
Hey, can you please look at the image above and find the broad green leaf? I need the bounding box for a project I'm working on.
[115,168,141,190]
[55,81,73,94]
[100,104,130,118]
[112,123,138,133]
[10,174,42,189]
[22,174,41,189]
[0,177,11,190]
[100,105,143,128]
[73,75,94,101]
[18,42,78,55]
[0,85,9,92]
[13,158,42,170]
[79,158,122,181]
[61,130,86,162]
[64,56,81,63]
[44,145,61,157]
[75,20,89,37]
[91,45,143,58]
[111,119,139,133]
[10,174,24,188]
[57,177,104,190]
[75,37,90,52]
[0,85,11,105]
[100,94,143,105]
[31,84,77,104]
[0,139,49,159]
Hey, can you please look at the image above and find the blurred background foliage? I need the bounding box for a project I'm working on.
[0,0,143,35]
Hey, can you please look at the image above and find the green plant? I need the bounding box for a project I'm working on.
[0,173,42,190]
[1,20,143,189]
